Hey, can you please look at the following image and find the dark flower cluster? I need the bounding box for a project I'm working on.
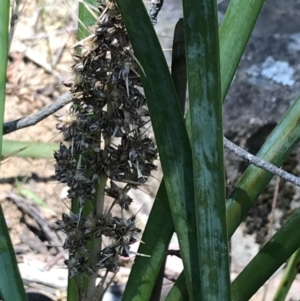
[54,0,157,294]
[56,212,141,273]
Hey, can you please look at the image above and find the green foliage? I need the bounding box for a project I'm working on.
[1,0,300,301]
[182,0,230,300]
[227,96,300,237]
[116,0,201,299]
[0,206,28,301]
[123,182,174,301]
[2,140,58,158]
[15,178,49,208]
[232,208,300,300]
[119,0,300,300]
[0,1,29,300]
[273,248,300,301]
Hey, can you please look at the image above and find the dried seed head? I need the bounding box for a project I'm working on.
[55,0,157,290]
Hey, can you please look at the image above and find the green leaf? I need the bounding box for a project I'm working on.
[0,1,28,300]
[168,0,266,297]
[123,18,187,301]
[219,0,265,100]
[273,248,300,301]
[2,140,58,158]
[171,18,187,113]
[77,0,97,40]
[0,206,28,301]
[232,208,300,300]
[122,183,174,301]
[165,272,189,301]
[182,0,230,300]
[226,96,300,238]
[116,1,202,300]
[16,187,48,208]
[0,0,9,154]
[225,95,300,301]
[170,93,300,298]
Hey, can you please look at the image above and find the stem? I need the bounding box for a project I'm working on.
[86,89,112,300]
[273,248,300,301]
[86,174,107,300]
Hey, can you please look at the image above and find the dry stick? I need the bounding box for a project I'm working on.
[267,176,281,242]
[3,92,73,135]
[24,48,61,77]
[262,176,281,301]
[53,44,67,68]
[224,137,300,187]
[3,98,300,189]
[167,249,181,258]
[7,191,67,260]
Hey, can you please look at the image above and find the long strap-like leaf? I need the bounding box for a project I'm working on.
[0,1,28,300]
[272,248,300,301]
[122,0,266,299]
[232,208,300,300]
[123,18,187,301]
[122,183,174,301]
[116,1,201,300]
[167,0,265,298]
[169,94,300,300]
[183,0,230,300]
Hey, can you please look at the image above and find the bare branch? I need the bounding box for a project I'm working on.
[7,191,67,259]
[167,249,181,258]
[224,137,300,187]
[3,90,300,189]
[3,92,73,135]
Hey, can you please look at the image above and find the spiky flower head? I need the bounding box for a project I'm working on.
[54,0,157,299]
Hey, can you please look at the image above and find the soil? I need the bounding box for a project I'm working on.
[2,0,300,300]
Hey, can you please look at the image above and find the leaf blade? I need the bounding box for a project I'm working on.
[232,208,300,300]
[2,140,58,158]
[272,248,300,301]
[122,182,174,301]
[182,0,230,299]
[0,1,28,300]
[116,1,201,299]
[226,96,300,237]
[219,0,265,99]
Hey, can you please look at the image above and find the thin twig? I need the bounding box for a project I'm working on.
[224,137,300,187]
[262,176,281,301]
[267,176,281,242]
[44,252,65,271]
[7,191,67,260]
[25,48,60,76]
[3,97,300,190]
[3,92,73,135]
[167,249,181,259]
[53,44,67,67]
